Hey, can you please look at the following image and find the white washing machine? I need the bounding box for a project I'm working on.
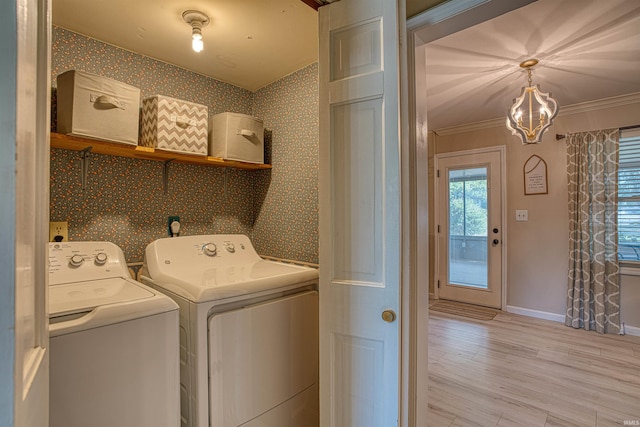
[48,241,180,427]
[140,234,319,427]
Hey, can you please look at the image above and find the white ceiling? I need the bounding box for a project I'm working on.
[53,0,640,130]
[52,0,319,92]
[420,0,640,131]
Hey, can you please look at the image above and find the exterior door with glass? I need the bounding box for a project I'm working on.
[436,149,504,308]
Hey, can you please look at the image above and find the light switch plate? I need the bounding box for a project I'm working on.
[515,210,528,222]
[49,221,69,242]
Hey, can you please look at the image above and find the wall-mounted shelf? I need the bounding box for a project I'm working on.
[50,132,272,171]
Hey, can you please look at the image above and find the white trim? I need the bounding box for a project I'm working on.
[435,145,506,159]
[621,266,640,277]
[506,306,640,336]
[404,4,430,424]
[433,150,440,301]
[623,324,640,337]
[435,92,640,136]
[506,305,565,323]
[407,0,489,29]
[560,91,640,116]
[500,148,507,310]
[407,0,535,42]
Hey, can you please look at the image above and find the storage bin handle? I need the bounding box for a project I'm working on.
[238,129,261,145]
[171,115,196,129]
[91,94,125,110]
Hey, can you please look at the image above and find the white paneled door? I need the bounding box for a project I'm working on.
[319,0,403,426]
[14,0,51,425]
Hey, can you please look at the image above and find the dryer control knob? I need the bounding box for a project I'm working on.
[203,243,217,257]
[94,252,108,265]
[225,243,235,253]
[69,254,84,267]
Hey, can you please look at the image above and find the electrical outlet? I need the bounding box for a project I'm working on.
[168,216,180,236]
[49,221,69,242]
[515,210,528,222]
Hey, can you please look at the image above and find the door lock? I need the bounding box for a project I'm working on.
[492,239,500,246]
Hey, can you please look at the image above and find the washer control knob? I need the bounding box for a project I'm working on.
[203,243,217,257]
[94,252,108,265]
[225,243,235,253]
[69,254,84,267]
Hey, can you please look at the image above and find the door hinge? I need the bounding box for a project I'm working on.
[437,169,440,178]
[437,224,440,233]
[437,280,440,289]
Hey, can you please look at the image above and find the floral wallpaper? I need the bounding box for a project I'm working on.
[252,64,319,264]
[50,27,319,264]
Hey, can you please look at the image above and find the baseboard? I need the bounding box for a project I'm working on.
[506,306,640,336]
[505,305,565,323]
[623,324,640,337]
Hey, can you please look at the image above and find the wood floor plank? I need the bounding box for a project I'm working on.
[428,307,640,427]
[596,409,640,427]
[545,412,595,427]
[427,404,457,427]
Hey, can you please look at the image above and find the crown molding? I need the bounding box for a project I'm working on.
[434,92,640,136]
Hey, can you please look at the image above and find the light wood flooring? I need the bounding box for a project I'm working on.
[428,304,640,426]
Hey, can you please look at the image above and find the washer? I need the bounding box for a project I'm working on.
[140,234,319,427]
[48,241,180,427]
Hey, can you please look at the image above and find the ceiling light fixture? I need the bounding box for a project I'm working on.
[506,59,558,144]
[182,10,209,53]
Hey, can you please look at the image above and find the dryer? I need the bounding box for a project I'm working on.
[140,234,319,427]
[48,241,180,427]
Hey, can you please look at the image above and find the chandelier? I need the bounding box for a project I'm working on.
[506,59,558,144]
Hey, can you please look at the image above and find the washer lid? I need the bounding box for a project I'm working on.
[49,277,154,318]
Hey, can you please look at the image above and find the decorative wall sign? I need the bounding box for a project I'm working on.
[524,154,548,195]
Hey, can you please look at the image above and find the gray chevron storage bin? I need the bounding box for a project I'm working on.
[140,95,208,156]
[57,70,140,145]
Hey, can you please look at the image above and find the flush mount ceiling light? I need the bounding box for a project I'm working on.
[506,59,559,144]
[182,10,209,53]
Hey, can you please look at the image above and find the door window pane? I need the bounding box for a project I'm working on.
[448,167,488,288]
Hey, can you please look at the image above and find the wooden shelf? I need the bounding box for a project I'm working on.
[50,132,271,171]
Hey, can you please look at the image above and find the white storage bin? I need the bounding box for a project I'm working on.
[140,95,208,156]
[56,70,141,145]
[208,112,264,164]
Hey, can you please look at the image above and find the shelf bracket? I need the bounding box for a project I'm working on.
[80,146,93,191]
[163,159,175,194]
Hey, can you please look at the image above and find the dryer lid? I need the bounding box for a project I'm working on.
[143,234,318,302]
[49,277,154,318]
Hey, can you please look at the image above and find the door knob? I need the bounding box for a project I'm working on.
[381,310,396,323]
[493,228,499,234]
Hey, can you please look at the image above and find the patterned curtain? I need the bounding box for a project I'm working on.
[565,128,620,334]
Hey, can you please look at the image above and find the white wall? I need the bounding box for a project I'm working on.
[431,97,640,328]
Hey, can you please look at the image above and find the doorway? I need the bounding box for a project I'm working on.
[435,148,505,309]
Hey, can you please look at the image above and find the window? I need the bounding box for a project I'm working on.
[618,129,640,262]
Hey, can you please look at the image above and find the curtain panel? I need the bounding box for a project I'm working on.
[565,128,620,334]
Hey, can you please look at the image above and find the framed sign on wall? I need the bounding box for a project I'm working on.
[524,154,548,195]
